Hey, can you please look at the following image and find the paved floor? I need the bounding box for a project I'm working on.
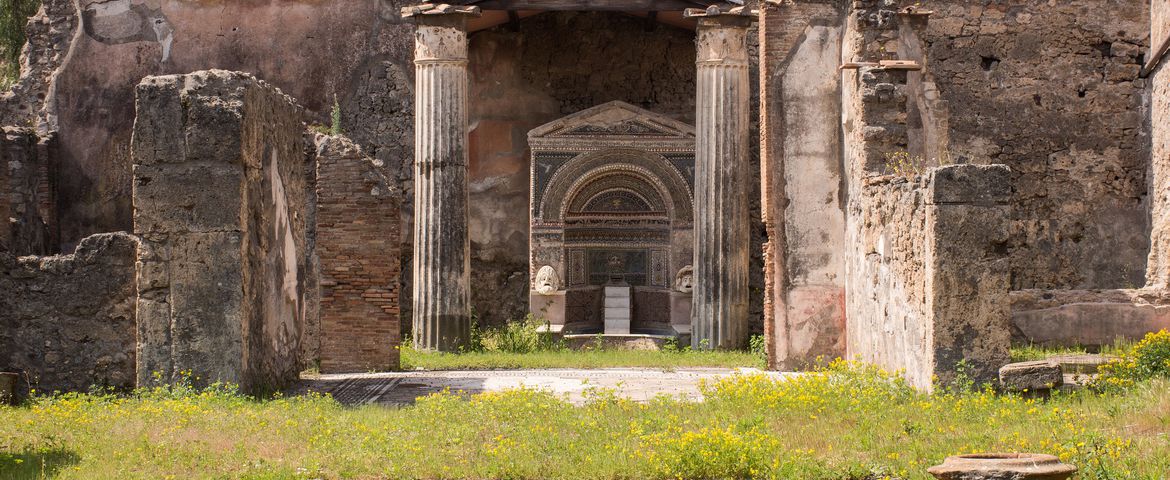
[294,368,794,406]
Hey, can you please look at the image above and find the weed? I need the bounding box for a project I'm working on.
[1091,330,1170,391]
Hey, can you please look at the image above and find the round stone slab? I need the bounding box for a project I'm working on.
[927,453,1076,480]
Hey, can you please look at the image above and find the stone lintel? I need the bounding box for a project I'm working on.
[683,5,757,21]
[401,3,481,19]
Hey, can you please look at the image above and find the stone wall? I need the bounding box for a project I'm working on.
[0,233,137,393]
[1146,0,1170,288]
[1011,289,1170,348]
[26,0,414,254]
[4,1,770,334]
[841,10,1011,388]
[0,127,55,255]
[132,70,313,393]
[921,0,1150,290]
[845,164,1012,390]
[759,0,847,369]
[0,0,78,128]
[313,134,401,373]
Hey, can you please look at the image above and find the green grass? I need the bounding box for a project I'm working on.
[1010,341,1130,363]
[1,361,1168,479]
[401,346,766,370]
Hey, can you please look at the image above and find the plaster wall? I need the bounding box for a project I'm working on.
[759,1,847,369]
[45,0,414,256]
[466,12,747,327]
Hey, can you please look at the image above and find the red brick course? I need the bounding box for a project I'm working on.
[314,135,402,373]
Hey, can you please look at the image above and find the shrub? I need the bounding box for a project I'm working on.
[470,313,563,354]
[0,0,39,88]
[1091,330,1170,391]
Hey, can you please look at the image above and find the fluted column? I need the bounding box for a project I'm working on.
[686,6,754,350]
[403,4,480,352]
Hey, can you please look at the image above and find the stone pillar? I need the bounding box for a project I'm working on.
[403,4,479,352]
[686,6,754,349]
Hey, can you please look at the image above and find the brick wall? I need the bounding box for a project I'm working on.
[313,134,401,373]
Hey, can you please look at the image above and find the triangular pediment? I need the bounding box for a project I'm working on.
[528,101,695,140]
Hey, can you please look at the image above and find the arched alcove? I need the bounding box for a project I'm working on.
[527,101,695,335]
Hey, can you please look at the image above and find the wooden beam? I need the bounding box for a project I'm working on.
[506,10,521,31]
[467,0,708,12]
[645,11,658,31]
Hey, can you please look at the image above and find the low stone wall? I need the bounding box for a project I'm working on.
[1011,289,1170,348]
[132,70,314,393]
[0,127,56,255]
[0,233,137,394]
[846,165,1012,390]
[313,134,401,373]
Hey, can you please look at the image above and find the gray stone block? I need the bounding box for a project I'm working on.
[999,360,1063,392]
[132,163,243,234]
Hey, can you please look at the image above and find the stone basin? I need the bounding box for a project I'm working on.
[927,453,1076,480]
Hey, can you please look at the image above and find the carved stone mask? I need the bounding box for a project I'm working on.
[674,265,694,293]
[535,265,560,295]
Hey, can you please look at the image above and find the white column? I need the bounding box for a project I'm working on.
[403,4,480,352]
[687,6,754,349]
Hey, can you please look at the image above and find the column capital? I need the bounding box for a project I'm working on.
[688,6,754,67]
[405,4,480,64]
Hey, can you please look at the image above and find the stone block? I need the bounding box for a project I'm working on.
[131,77,186,166]
[928,164,1012,206]
[999,361,1063,392]
[132,163,243,234]
[0,372,18,405]
[167,232,245,385]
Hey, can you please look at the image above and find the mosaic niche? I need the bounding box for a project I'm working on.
[528,101,695,334]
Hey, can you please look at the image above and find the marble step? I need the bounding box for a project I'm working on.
[604,296,631,308]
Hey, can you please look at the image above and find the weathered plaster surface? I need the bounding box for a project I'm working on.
[759,0,847,368]
[1011,289,1170,348]
[1146,0,1170,288]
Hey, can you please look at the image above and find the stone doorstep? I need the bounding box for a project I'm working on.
[1045,353,1115,375]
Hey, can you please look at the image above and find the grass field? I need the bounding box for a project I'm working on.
[1,360,1168,480]
[400,346,766,370]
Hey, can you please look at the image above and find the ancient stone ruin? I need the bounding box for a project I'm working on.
[1,0,1168,394]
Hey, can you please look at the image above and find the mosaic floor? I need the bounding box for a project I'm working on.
[293,368,795,406]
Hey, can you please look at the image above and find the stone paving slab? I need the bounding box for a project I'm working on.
[294,368,794,406]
